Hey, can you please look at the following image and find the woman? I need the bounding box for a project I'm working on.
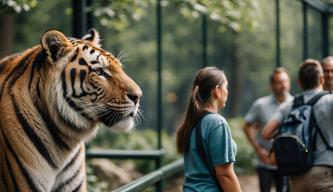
[176,67,242,192]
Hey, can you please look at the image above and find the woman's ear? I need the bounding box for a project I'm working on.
[212,86,221,99]
[41,29,73,64]
[82,28,101,47]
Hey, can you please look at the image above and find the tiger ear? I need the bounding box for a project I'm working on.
[82,28,101,47]
[41,29,73,63]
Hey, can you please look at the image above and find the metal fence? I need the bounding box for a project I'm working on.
[113,159,184,192]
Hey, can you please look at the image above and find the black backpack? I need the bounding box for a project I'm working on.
[273,91,333,176]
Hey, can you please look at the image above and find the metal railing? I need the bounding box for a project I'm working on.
[86,149,165,160]
[113,159,184,192]
[86,149,167,191]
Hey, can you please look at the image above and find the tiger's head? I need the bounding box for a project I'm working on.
[40,29,142,133]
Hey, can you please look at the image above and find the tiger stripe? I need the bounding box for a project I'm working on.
[2,155,10,191]
[63,147,81,172]
[54,167,81,191]
[72,180,83,192]
[56,106,86,133]
[11,94,58,168]
[28,51,45,89]
[82,45,88,51]
[5,154,19,192]
[0,49,36,99]
[35,95,71,150]
[79,58,88,66]
[70,68,77,95]
[4,49,58,168]
[70,48,79,62]
[4,134,42,192]
[61,70,95,122]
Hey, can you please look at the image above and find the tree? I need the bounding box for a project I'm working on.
[0,0,38,58]
[0,0,38,14]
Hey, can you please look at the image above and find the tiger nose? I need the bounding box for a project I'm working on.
[127,91,142,105]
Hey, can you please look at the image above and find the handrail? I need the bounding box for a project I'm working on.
[113,158,184,192]
[86,149,165,160]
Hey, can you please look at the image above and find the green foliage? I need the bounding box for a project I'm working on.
[167,0,261,32]
[90,0,260,32]
[86,161,110,192]
[90,0,154,31]
[13,0,71,51]
[0,0,38,13]
[90,127,180,172]
[228,118,256,174]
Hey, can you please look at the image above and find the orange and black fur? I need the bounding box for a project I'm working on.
[0,29,142,191]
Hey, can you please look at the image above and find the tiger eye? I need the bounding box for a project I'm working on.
[95,68,103,76]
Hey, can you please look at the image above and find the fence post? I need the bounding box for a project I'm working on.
[202,14,208,67]
[72,0,86,38]
[275,0,281,67]
[156,0,163,191]
[321,12,329,58]
[303,2,308,60]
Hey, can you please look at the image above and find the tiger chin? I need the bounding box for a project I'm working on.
[0,29,142,192]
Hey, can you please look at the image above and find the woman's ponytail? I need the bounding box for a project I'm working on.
[176,85,203,153]
[176,67,225,154]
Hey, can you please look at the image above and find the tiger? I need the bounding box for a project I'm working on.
[0,29,142,192]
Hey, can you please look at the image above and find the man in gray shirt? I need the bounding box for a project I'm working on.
[321,56,333,91]
[263,59,333,192]
[244,68,292,192]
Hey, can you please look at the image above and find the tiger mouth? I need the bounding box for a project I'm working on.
[105,115,135,132]
[97,108,137,131]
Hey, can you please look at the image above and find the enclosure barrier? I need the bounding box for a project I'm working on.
[112,158,184,192]
[86,149,165,160]
[86,149,167,191]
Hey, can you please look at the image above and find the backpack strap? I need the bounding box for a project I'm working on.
[316,123,333,150]
[306,91,329,106]
[307,91,333,151]
[292,94,304,108]
[195,112,224,191]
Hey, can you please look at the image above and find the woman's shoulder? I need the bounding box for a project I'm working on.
[202,113,227,128]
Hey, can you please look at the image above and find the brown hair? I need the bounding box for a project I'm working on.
[176,66,226,154]
[269,67,288,83]
[299,59,323,90]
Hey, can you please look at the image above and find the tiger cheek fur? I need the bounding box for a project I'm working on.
[0,29,142,192]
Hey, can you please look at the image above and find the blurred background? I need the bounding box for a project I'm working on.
[1,0,332,191]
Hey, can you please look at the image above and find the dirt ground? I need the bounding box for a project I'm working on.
[239,174,261,192]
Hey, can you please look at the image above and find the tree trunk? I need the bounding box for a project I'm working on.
[229,32,242,117]
[0,14,15,59]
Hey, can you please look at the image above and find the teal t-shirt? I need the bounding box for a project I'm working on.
[183,113,237,192]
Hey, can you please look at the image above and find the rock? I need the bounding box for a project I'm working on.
[91,159,132,188]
